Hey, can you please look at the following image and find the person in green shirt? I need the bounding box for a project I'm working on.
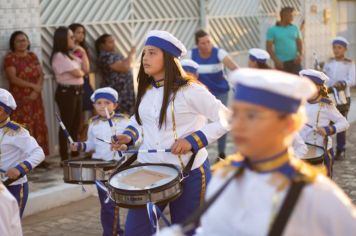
[266,7,304,74]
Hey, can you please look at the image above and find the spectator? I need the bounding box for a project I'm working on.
[51,26,89,162]
[186,29,238,160]
[4,31,50,168]
[95,34,136,115]
[69,23,93,141]
[266,7,303,74]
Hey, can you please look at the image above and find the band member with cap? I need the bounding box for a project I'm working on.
[181,59,199,78]
[112,30,230,235]
[186,29,238,160]
[0,88,45,217]
[159,69,356,236]
[299,69,349,177]
[0,181,22,235]
[323,36,355,160]
[70,87,130,236]
[248,48,271,69]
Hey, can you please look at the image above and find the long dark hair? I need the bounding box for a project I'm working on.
[319,84,329,98]
[135,50,191,129]
[69,23,88,53]
[257,62,271,69]
[50,26,71,64]
[95,34,111,56]
[9,31,30,51]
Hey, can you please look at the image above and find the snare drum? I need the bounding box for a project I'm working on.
[301,144,324,165]
[62,158,118,184]
[108,163,182,208]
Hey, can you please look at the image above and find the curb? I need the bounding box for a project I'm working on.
[23,183,97,217]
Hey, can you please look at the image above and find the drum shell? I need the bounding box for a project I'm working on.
[108,163,182,208]
[62,159,118,184]
[303,144,324,166]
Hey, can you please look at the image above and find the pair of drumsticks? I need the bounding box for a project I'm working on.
[55,110,171,155]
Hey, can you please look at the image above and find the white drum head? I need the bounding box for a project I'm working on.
[302,144,324,160]
[109,165,178,190]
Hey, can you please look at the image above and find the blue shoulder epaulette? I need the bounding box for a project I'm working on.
[113,113,129,119]
[320,97,333,105]
[6,121,21,130]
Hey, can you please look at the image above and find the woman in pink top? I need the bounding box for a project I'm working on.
[51,26,89,162]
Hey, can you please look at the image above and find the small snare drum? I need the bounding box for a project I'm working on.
[62,158,118,184]
[302,144,325,165]
[108,163,182,208]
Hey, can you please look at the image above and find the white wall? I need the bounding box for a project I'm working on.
[336,0,356,60]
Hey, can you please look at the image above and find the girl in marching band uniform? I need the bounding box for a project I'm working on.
[113,30,230,235]
[299,69,349,177]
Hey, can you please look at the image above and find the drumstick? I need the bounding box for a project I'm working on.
[104,107,122,157]
[96,138,171,153]
[55,112,74,144]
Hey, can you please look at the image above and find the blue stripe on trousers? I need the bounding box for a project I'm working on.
[97,182,123,236]
[124,159,211,236]
[7,182,29,218]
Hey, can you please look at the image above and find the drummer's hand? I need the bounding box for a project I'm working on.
[6,168,21,180]
[112,144,128,151]
[171,139,192,155]
[70,142,79,152]
[112,134,131,144]
[334,81,346,89]
[316,127,327,136]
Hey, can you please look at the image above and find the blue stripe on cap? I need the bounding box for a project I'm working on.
[182,65,198,74]
[234,83,301,113]
[249,55,267,64]
[332,40,347,48]
[145,36,181,57]
[94,93,117,103]
[303,74,324,85]
[0,101,13,114]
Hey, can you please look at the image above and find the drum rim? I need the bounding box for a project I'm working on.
[62,158,118,168]
[108,163,181,194]
[305,143,325,150]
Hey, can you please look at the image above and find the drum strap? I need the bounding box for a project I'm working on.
[181,168,243,232]
[171,94,185,170]
[267,180,306,236]
[182,152,197,177]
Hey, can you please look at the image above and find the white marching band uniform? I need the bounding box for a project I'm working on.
[0,182,22,236]
[124,82,231,170]
[299,100,349,149]
[324,37,356,98]
[197,166,356,236]
[0,120,45,186]
[292,133,308,158]
[82,114,130,161]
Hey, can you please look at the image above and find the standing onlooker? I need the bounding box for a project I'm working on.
[4,31,50,168]
[95,34,136,115]
[186,29,238,160]
[266,7,303,74]
[51,27,89,162]
[69,23,94,141]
